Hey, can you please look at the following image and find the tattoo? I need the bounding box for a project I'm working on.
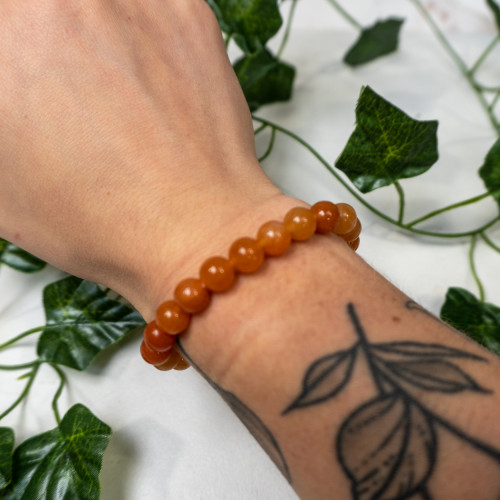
[285,303,500,500]
[177,341,292,483]
[405,299,456,333]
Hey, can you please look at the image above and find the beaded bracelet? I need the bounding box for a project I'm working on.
[140,201,361,372]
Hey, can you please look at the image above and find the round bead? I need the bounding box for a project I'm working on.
[175,278,211,314]
[200,256,235,292]
[174,356,190,371]
[143,321,175,352]
[257,220,292,256]
[341,219,362,242]
[154,349,181,371]
[140,340,171,365]
[311,201,340,234]
[284,207,317,241]
[333,203,357,235]
[229,237,264,273]
[348,237,360,251]
[156,300,191,334]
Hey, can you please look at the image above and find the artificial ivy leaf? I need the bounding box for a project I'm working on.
[486,0,500,33]
[335,86,439,193]
[233,49,295,111]
[478,138,500,214]
[0,239,45,273]
[337,394,436,500]
[284,348,356,413]
[440,287,500,356]
[37,276,144,370]
[344,18,404,67]
[207,0,282,54]
[3,404,110,500]
[0,427,14,490]
[385,359,487,393]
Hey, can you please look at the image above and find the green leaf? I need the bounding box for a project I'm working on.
[37,276,145,370]
[234,49,295,111]
[344,18,405,67]
[3,404,111,500]
[440,287,500,356]
[486,0,500,33]
[479,138,500,214]
[335,86,439,193]
[0,427,14,491]
[207,0,282,54]
[0,239,46,273]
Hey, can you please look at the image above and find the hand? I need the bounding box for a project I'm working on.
[0,0,289,316]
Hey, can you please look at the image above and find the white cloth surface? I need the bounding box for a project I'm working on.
[1,1,499,499]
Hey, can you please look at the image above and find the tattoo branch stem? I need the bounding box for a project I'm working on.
[347,304,385,395]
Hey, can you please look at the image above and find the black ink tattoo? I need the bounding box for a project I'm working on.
[177,341,292,483]
[405,299,456,333]
[285,303,500,500]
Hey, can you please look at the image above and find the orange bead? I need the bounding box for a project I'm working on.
[175,278,211,314]
[284,207,316,241]
[229,237,264,273]
[333,203,357,235]
[311,201,340,234]
[200,256,235,292]
[341,219,362,242]
[156,300,191,334]
[144,321,175,352]
[348,237,360,251]
[174,356,190,371]
[140,340,171,365]
[154,349,181,371]
[257,220,292,256]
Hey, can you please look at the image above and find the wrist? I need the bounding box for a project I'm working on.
[119,188,306,320]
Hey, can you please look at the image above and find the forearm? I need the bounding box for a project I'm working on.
[176,228,500,499]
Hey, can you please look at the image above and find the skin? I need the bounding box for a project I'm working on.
[1,2,500,499]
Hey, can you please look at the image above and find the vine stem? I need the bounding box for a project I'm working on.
[469,36,499,76]
[394,181,406,224]
[409,0,500,134]
[0,362,41,421]
[324,0,363,31]
[277,0,298,59]
[406,192,492,228]
[50,364,66,425]
[258,127,277,163]
[0,360,39,371]
[0,326,44,350]
[469,234,486,302]
[490,90,500,112]
[480,232,500,253]
[252,115,500,239]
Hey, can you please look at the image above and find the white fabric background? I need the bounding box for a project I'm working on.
[1,1,499,499]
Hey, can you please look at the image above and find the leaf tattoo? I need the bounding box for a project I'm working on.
[285,303,500,500]
[338,394,436,500]
[283,349,356,413]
